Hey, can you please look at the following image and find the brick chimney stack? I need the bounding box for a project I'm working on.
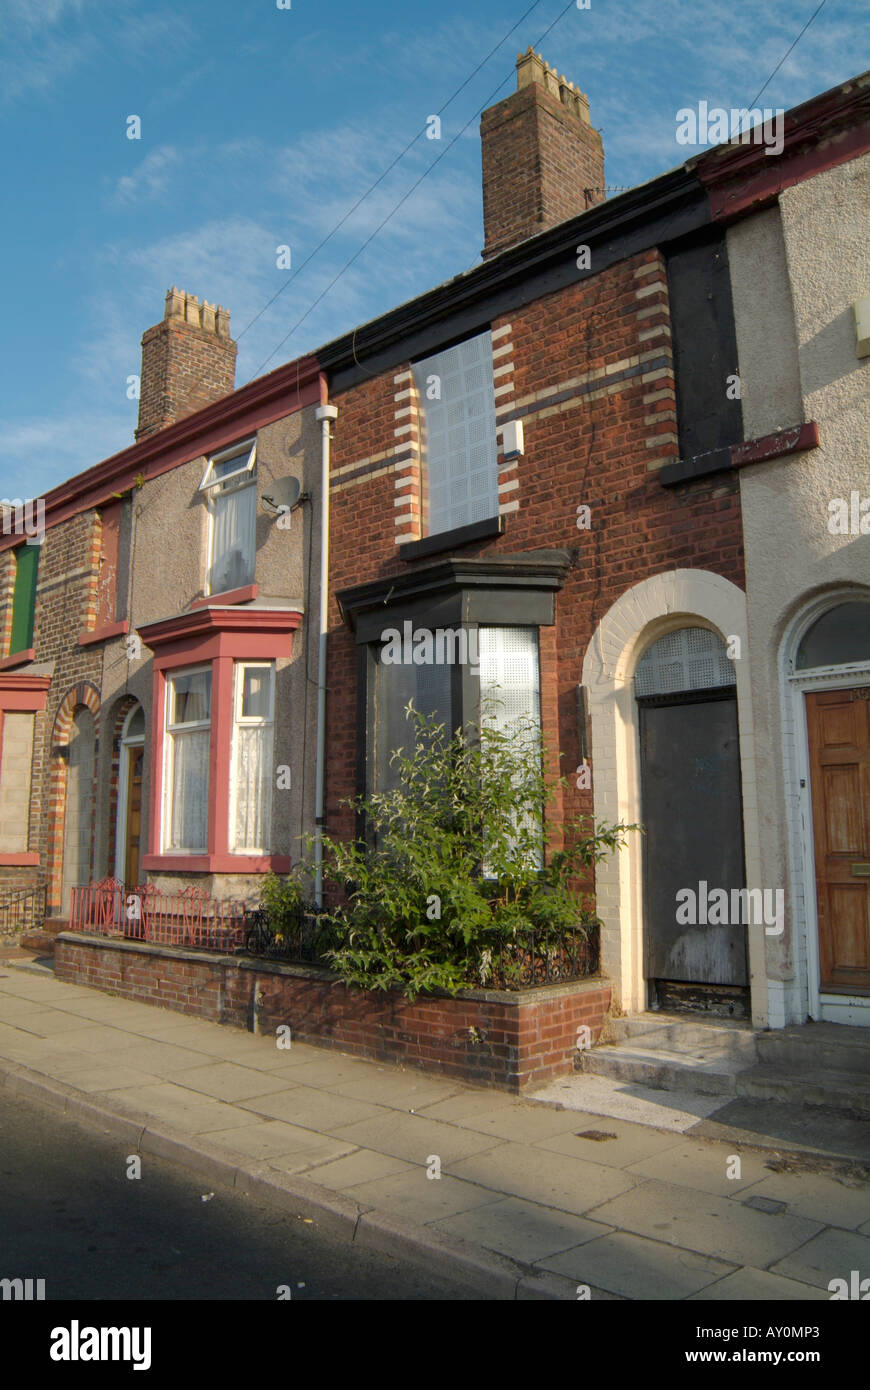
[135,287,237,440]
[480,48,605,259]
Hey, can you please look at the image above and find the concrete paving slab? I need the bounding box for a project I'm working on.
[321,1070,461,1111]
[296,1147,416,1189]
[101,1038,221,1075]
[436,1196,612,1263]
[533,1117,685,1169]
[167,1061,296,1103]
[104,1081,258,1135]
[587,1179,824,1266]
[769,1228,870,1290]
[0,1009,88,1037]
[43,1024,143,1054]
[173,1033,324,1069]
[625,1139,771,1195]
[415,1089,518,1122]
[735,1170,870,1230]
[529,1071,727,1130]
[332,1111,504,1168]
[454,1102,594,1143]
[34,1061,162,1093]
[448,1142,637,1215]
[0,996,60,1020]
[269,1055,395,1090]
[539,1229,735,1299]
[688,1098,870,1163]
[206,1118,359,1163]
[239,1084,389,1133]
[687,1267,832,1300]
[345,1169,502,1225]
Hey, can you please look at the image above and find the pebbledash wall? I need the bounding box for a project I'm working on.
[726,151,870,1028]
[55,931,611,1092]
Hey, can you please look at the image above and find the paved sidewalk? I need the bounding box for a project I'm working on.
[0,961,867,1301]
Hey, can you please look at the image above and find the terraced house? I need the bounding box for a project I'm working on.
[0,55,867,1089]
[0,290,325,929]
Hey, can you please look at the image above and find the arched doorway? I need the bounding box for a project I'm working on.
[60,706,96,914]
[114,704,145,887]
[785,596,870,1021]
[635,626,748,1015]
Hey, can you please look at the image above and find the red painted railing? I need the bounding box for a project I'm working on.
[68,878,247,952]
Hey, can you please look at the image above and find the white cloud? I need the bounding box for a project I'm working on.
[110,146,182,207]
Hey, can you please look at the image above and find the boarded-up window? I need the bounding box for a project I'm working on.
[10,544,39,654]
[413,332,498,538]
[0,712,35,852]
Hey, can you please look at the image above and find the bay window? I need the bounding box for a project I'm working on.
[164,667,211,853]
[231,662,275,852]
[139,604,301,874]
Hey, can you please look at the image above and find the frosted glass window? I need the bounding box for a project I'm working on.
[634,627,734,697]
[413,331,498,538]
[479,626,542,871]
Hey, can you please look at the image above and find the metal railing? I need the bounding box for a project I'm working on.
[0,884,46,937]
[68,879,248,953]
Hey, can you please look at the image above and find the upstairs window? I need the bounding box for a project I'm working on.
[412,331,498,539]
[199,439,257,595]
[10,543,39,654]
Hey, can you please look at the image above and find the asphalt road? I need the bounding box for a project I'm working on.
[0,1090,484,1301]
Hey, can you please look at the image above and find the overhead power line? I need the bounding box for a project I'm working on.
[245,0,579,381]
[235,0,550,345]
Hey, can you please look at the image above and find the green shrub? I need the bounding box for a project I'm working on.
[315,701,636,999]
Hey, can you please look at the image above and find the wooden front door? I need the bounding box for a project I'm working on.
[124,745,144,887]
[806,688,870,993]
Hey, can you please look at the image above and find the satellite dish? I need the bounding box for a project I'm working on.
[261,476,306,513]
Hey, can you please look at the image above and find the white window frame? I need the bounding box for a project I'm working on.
[229,661,275,854]
[199,439,258,597]
[162,664,212,854]
[198,438,257,492]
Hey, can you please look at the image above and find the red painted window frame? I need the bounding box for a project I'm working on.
[138,607,302,873]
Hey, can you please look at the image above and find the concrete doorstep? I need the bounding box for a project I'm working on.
[0,963,866,1302]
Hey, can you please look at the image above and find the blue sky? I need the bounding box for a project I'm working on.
[1,0,867,500]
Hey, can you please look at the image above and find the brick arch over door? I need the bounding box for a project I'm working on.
[581,569,765,1023]
[47,681,101,914]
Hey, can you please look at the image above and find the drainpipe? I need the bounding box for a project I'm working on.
[313,402,338,908]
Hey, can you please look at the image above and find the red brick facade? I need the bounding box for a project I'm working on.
[325,246,744,845]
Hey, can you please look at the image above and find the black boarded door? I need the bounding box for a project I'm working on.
[639,690,747,988]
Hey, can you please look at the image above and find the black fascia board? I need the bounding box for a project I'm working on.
[316,167,708,391]
[337,549,572,640]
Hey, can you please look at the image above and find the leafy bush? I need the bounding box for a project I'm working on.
[316,701,636,999]
[258,869,307,940]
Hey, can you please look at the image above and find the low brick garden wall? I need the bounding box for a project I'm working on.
[55,932,611,1092]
